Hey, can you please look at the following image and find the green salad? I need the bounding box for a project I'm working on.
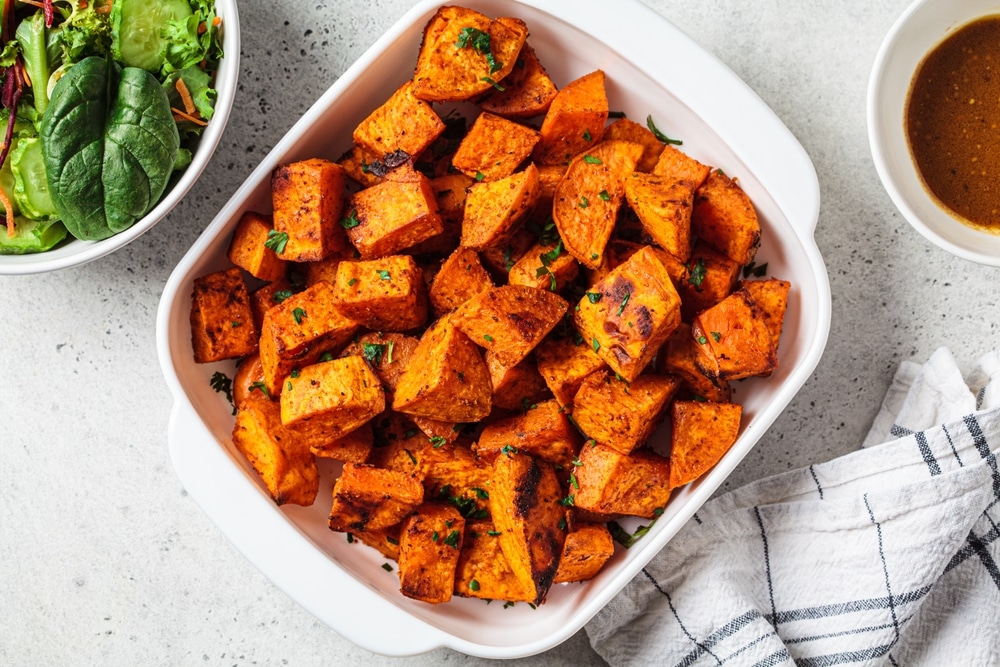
[0,0,223,254]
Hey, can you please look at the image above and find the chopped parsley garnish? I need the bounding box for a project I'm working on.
[559,494,575,507]
[339,209,360,229]
[592,337,601,352]
[687,257,707,287]
[583,154,602,165]
[521,397,537,413]
[290,369,301,379]
[209,371,233,405]
[579,196,589,208]
[292,307,306,324]
[286,380,293,392]
[475,171,486,182]
[558,517,567,530]
[569,473,579,490]
[583,128,592,142]
[743,261,769,278]
[599,189,611,201]
[429,435,447,448]
[608,519,657,548]
[503,247,514,272]
[346,532,354,543]
[230,320,243,328]
[404,448,418,466]
[347,277,358,287]
[616,290,631,316]
[469,579,481,592]
[318,351,334,362]
[608,110,626,118]
[264,230,289,254]
[249,381,270,397]
[480,76,505,91]
[646,115,682,145]
[272,289,293,303]
[362,342,387,366]
[443,530,461,548]
[387,341,395,364]
[591,253,599,261]
[539,239,563,267]
[456,26,502,72]
[472,487,489,499]
[501,444,519,456]
[711,331,722,342]
[377,269,391,281]
[487,530,501,536]
[381,563,393,572]
[697,335,708,345]
[586,292,603,304]
[484,334,494,342]
[386,536,399,546]
[432,531,440,542]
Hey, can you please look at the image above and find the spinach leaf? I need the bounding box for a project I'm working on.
[40,56,179,240]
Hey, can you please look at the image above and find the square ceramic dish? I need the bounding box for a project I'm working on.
[157,0,830,658]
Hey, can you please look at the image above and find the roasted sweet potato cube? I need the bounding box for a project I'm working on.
[657,323,731,403]
[652,144,711,189]
[398,503,466,604]
[740,278,791,351]
[586,239,684,290]
[421,442,492,517]
[303,252,347,288]
[669,400,742,488]
[507,238,580,292]
[479,227,536,277]
[365,412,427,474]
[392,316,493,422]
[691,170,761,266]
[353,524,403,561]
[227,211,288,282]
[345,174,445,259]
[407,173,475,256]
[452,112,540,181]
[553,140,645,269]
[552,521,615,584]
[413,415,463,446]
[352,80,445,161]
[533,163,566,217]
[693,284,777,380]
[337,145,385,188]
[271,158,349,262]
[453,284,568,368]
[429,246,494,315]
[489,452,567,604]
[623,172,694,262]
[572,371,680,455]
[476,41,558,119]
[412,7,528,103]
[258,281,361,395]
[574,246,681,382]
[231,392,318,506]
[485,351,551,411]
[454,520,533,601]
[534,335,607,406]
[475,398,580,467]
[280,355,385,440]
[190,267,258,363]
[678,241,742,321]
[310,420,374,463]
[340,332,420,400]
[332,255,429,332]
[328,462,424,532]
[232,353,266,408]
[532,70,608,165]
[574,443,672,519]
[249,277,294,333]
[460,164,541,249]
[603,118,663,173]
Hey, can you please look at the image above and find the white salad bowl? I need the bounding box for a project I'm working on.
[0,0,240,276]
[157,0,830,658]
[868,0,1000,266]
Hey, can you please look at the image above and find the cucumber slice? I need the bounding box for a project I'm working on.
[0,218,67,254]
[112,0,193,72]
[11,137,57,220]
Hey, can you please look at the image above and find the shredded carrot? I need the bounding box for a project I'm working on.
[21,68,31,88]
[175,78,196,116]
[0,186,15,238]
[213,16,222,26]
[172,107,207,126]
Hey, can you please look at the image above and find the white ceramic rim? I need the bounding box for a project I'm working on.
[157,0,830,658]
[867,0,1000,266]
[0,0,241,276]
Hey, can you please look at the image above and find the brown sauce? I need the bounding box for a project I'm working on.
[906,16,1000,231]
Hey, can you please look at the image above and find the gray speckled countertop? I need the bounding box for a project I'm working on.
[3,0,996,664]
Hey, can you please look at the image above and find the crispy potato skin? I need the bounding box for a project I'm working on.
[669,400,743,488]
[398,503,466,604]
[190,267,258,364]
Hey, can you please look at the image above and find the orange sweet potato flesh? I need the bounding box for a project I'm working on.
[693,284,777,380]
[454,520,533,601]
[553,140,645,269]
[552,521,614,584]
[190,267,258,364]
[489,452,567,605]
[280,355,385,441]
[603,118,664,173]
[669,400,742,488]
[678,241,742,322]
[475,398,580,467]
[346,174,445,259]
[271,158,350,262]
[429,246,495,316]
[452,284,568,368]
[572,371,680,455]
[332,255,429,332]
[534,335,607,406]
[691,170,761,266]
[476,41,558,119]
[623,172,694,262]
[352,80,446,161]
[532,69,608,165]
[574,443,672,519]
[484,351,552,412]
[227,211,287,282]
[740,278,791,352]
[309,419,374,463]
[657,323,731,403]
[460,164,541,249]
[328,462,425,532]
[398,503,466,604]
[507,238,580,293]
[451,112,540,181]
[653,144,711,189]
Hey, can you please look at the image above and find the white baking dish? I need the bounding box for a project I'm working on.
[156,0,830,658]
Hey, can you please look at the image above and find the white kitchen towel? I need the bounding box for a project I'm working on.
[586,347,1000,665]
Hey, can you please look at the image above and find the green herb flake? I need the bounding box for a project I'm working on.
[583,128,592,142]
[579,196,589,208]
[381,563,393,572]
[711,331,722,342]
[430,435,447,448]
[469,579,481,592]
[646,115,682,145]
[569,473,579,490]
[230,320,242,328]
[599,189,611,201]
[539,239,563,267]
[484,334,494,342]
[404,448,418,466]
[272,290,293,304]
[432,531,440,542]
[687,257,707,287]
[697,335,708,345]
[473,487,489,500]
[592,337,601,352]
[559,495,575,507]
[387,340,395,364]
[616,290,631,316]
[209,371,233,404]
[504,601,516,609]
[249,381,270,398]
[318,351,334,363]
[264,230,289,254]
[591,253,599,261]
[487,530,502,536]
[586,292,603,304]
[456,26,502,72]
[443,530,461,548]
[362,342,387,366]
[347,277,358,287]
[292,307,306,324]
[386,536,400,546]
[480,76,505,91]
[558,517,567,530]
[339,209,360,229]
[583,154,602,165]
[377,269,391,281]
[501,444,519,457]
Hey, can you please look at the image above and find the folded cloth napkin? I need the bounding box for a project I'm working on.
[586,347,1000,665]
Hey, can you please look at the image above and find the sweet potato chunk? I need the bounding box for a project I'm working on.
[489,452,567,604]
[652,144,711,189]
[603,118,663,173]
[586,239,684,292]
[574,246,681,382]
[484,351,551,411]
[507,238,580,292]
[421,441,492,516]
[475,399,580,467]
[353,524,403,561]
[574,443,672,519]
[271,158,349,262]
[398,503,466,604]
[412,6,528,103]
[623,172,694,262]
[534,335,607,406]
[476,41,558,119]
[691,170,761,266]
[678,241,742,321]
[532,70,608,165]
[332,255,429,332]
[572,371,680,455]
[454,520,533,601]
[280,355,385,440]
[428,246,494,315]
[392,316,493,422]
[451,112,540,181]
[740,278,791,351]
[232,353,266,408]
[232,392,319,506]
[693,284,777,380]
[452,284,568,367]
[190,267,258,363]
[552,522,614,584]
[309,420,373,463]
[352,80,446,162]
[669,400,742,488]
[657,323,731,403]
[478,226,536,277]
[328,462,424,532]
[460,164,541,249]
[345,174,444,259]
[257,281,360,395]
[227,211,287,282]
[553,140,644,268]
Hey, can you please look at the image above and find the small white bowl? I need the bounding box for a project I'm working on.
[0,0,240,276]
[868,0,1000,266]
